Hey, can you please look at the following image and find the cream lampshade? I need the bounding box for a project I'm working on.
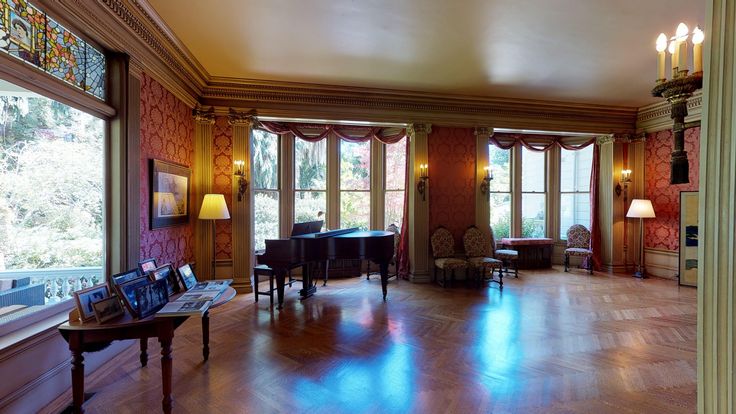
[198,194,230,279]
[626,199,656,278]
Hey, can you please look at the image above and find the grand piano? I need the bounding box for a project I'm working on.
[257,223,395,309]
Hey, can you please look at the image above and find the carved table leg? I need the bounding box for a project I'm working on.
[139,338,148,367]
[71,347,85,414]
[159,335,173,414]
[202,310,210,361]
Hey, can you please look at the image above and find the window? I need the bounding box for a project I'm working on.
[384,137,406,228]
[294,137,327,224]
[0,79,105,325]
[252,129,279,251]
[340,139,371,230]
[488,145,512,239]
[560,145,593,239]
[521,147,546,237]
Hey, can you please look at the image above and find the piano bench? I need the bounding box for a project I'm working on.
[254,265,300,306]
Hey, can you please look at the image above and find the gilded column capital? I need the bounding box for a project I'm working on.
[192,106,215,125]
[596,134,615,145]
[474,127,493,137]
[228,109,257,127]
[408,123,432,138]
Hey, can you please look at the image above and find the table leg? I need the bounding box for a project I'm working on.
[71,348,85,414]
[379,261,389,301]
[139,338,148,367]
[202,310,210,361]
[159,335,173,414]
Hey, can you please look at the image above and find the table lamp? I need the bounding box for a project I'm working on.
[626,199,656,278]
[198,194,230,279]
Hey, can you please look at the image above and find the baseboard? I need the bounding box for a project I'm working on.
[409,271,431,284]
[644,248,678,280]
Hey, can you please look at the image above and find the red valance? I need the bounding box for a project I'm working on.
[257,121,406,144]
[490,133,596,152]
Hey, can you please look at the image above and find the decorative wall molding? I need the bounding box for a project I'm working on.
[644,248,678,280]
[636,91,702,132]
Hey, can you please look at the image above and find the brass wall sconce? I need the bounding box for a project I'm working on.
[480,166,494,195]
[234,160,248,201]
[417,163,428,201]
[615,169,632,197]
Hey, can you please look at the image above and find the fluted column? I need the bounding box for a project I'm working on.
[408,123,431,282]
[699,1,736,411]
[228,110,254,293]
[474,127,492,243]
[193,107,215,280]
[597,135,625,271]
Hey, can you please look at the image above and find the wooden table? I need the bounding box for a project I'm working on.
[500,238,554,269]
[58,286,236,414]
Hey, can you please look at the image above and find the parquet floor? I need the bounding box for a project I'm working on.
[53,268,697,414]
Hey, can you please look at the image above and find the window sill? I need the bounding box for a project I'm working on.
[0,301,73,352]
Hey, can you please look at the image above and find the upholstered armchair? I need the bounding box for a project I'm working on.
[489,226,519,278]
[430,227,467,287]
[367,223,400,281]
[462,225,504,289]
[564,224,593,274]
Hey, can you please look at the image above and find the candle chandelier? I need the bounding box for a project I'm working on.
[651,23,704,184]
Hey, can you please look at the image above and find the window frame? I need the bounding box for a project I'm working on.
[338,138,372,230]
[252,128,281,251]
[383,137,407,230]
[519,146,548,238]
[558,145,593,241]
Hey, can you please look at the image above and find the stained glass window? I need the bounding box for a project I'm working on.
[0,0,106,100]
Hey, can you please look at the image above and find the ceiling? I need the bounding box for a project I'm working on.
[148,0,705,108]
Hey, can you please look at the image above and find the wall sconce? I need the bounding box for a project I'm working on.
[616,169,632,197]
[417,163,429,201]
[480,166,494,195]
[234,160,248,201]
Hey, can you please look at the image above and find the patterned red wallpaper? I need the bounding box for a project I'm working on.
[139,72,195,267]
[644,127,700,251]
[428,127,477,249]
[213,116,233,259]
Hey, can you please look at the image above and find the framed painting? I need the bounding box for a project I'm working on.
[150,159,190,229]
[679,191,699,287]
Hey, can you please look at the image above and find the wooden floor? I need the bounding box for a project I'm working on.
[52,268,697,414]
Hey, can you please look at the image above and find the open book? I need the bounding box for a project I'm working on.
[156,299,211,317]
[190,279,232,292]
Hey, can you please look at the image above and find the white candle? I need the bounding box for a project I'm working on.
[669,40,677,78]
[656,33,667,80]
[676,23,689,75]
[692,26,704,73]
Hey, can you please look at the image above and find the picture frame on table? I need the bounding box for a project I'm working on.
[138,258,157,276]
[150,159,190,229]
[150,264,179,296]
[112,268,140,287]
[117,276,151,318]
[74,284,110,322]
[135,278,169,318]
[177,263,198,291]
[679,191,699,287]
[92,295,125,323]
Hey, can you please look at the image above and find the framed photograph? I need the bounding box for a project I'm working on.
[135,278,169,318]
[117,276,151,318]
[138,258,158,275]
[151,264,179,296]
[177,263,198,291]
[74,284,110,322]
[679,191,699,287]
[92,295,125,323]
[150,159,190,229]
[112,269,140,287]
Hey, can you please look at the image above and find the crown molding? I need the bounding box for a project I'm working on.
[200,78,638,133]
[636,91,702,132]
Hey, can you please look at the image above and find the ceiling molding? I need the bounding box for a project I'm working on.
[636,91,702,132]
[200,79,638,133]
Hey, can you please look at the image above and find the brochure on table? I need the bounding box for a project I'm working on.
[156,279,232,317]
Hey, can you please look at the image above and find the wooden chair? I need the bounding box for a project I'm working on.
[462,225,504,289]
[430,227,467,287]
[489,226,519,278]
[564,224,594,274]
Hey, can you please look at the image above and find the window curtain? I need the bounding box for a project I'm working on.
[257,121,406,144]
[490,132,596,151]
[588,143,602,270]
[397,137,410,278]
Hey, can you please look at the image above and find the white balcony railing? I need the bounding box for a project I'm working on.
[0,267,104,305]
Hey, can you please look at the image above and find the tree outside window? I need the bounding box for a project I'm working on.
[252,129,279,251]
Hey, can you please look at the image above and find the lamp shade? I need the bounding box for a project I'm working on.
[198,194,230,220]
[626,199,656,218]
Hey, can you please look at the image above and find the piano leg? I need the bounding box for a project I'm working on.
[275,268,287,310]
[299,263,317,300]
[379,261,389,301]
